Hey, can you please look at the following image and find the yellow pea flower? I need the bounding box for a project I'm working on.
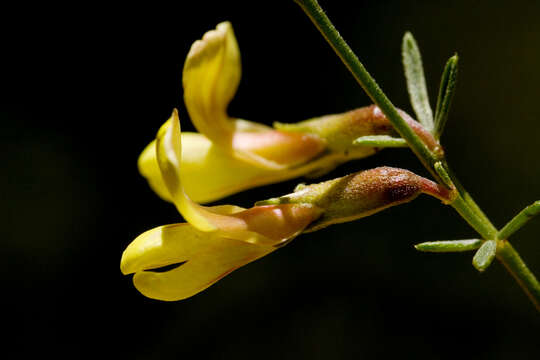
[123,110,451,301]
[121,110,322,301]
[138,22,426,204]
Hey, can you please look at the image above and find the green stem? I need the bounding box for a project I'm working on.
[293,0,441,177]
[436,162,498,239]
[451,195,497,240]
[295,0,539,309]
[497,240,540,311]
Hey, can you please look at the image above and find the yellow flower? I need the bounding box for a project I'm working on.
[122,110,450,301]
[138,22,413,204]
[121,111,322,301]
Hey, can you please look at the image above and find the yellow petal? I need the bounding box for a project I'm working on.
[141,124,372,204]
[144,130,319,203]
[156,109,252,233]
[137,139,172,202]
[121,223,275,301]
[183,22,322,170]
[122,203,320,301]
[179,132,276,203]
[155,110,214,231]
[121,223,205,275]
[183,21,240,150]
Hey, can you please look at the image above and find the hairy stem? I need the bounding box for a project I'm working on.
[294,0,539,309]
[293,0,442,177]
[497,240,540,311]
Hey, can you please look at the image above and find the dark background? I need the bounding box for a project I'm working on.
[2,0,539,358]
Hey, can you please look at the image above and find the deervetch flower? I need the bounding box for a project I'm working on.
[122,112,451,301]
[121,111,322,301]
[137,22,434,203]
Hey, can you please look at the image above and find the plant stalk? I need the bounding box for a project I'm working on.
[497,240,540,311]
[294,0,539,309]
[293,0,441,178]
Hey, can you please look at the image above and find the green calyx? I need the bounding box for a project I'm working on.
[274,106,397,153]
[257,166,450,232]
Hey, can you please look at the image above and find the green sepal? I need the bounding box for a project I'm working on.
[434,54,459,139]
[472,240,497,272]
[353,135,408,148]
[414,239,482,252]
[402,32,434,131]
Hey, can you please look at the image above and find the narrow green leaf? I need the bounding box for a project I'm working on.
[434,54,459,139]
[353,135,408,147]
[415,239,482,253]
[498,200,540,239]
[472,240,497,272]
[402,32,434,131]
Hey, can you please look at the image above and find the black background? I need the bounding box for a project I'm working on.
[2,1,539,358]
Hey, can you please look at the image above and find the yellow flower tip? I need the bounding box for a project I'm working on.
[120,224,190,276]
[232,130,326,167]
[183,21,240,149]
[121,202,321,301]
[125,224,276,301]
[186,21,233,65]
[155,109,220,232]
[183,22,319,171]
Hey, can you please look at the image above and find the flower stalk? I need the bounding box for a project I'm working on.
[294,0,539,309]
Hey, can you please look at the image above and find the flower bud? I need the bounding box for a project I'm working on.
[275,105,443,156]
[257,166,451,232]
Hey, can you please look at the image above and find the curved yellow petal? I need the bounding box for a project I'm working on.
[141,129,326,203]
[155,110,216,231]
[121,223,207,275]
[178,132,327,203]
[179,132,275,203]
[140,126,374,204]
[122,203,321,301]
[121,223,275,301]
[137,139,172,202]
[183,21,240,150]
[183,22,323,170]
[132,235,274,301]
[156,109,257,233]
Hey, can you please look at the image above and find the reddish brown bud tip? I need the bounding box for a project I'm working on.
[371,106,444,157]
[258,167,451,232]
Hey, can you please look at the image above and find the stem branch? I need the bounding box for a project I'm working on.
[497,240,540,311]
[295,0,539,309]
[294,0,441,176]
[498,201,540,240]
